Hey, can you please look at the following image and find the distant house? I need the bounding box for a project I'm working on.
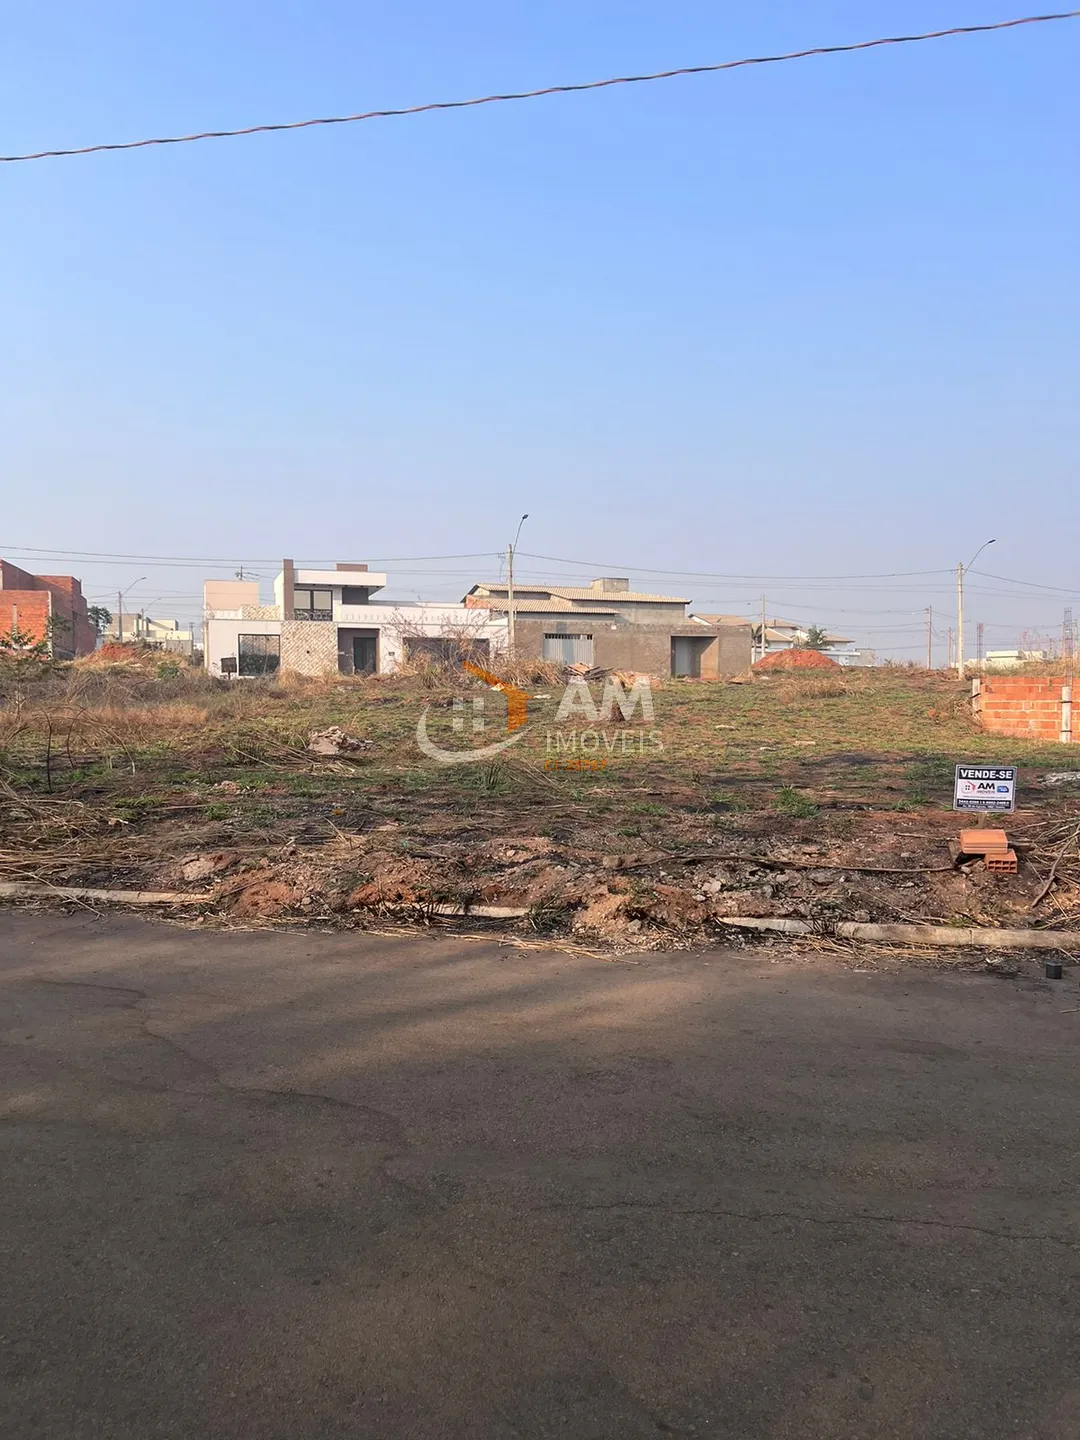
[463,578,752,678]
[0,559,96,658]
[203,561,507,678]
[749,616,869,667]
[106,614,194,654]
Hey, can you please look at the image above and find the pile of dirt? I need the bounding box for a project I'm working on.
[753,648,842,672]
[77,642,168,670]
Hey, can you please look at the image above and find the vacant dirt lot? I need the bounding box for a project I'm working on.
[2,656,1078,941]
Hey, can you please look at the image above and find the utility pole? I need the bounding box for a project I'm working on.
[760,595,767,663]
[506,513,529,660]
[956,538,996,677]
[116,577,146,646]
[926,607,933,670]
[506,544,515,658]
[976,621,984,671]
[947,628,954,669]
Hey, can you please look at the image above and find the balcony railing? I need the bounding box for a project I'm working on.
[293,608,333,622]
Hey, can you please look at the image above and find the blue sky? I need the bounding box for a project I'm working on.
[2,2,1077,658]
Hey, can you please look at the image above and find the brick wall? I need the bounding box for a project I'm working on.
[974,676,1073,742]
[38,575,95,657]
[0,563,95,657]
[1,591,52,647]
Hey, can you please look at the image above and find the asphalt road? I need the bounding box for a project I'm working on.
[2,912,1080,1438]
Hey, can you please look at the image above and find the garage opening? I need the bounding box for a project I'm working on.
[671,636,711,678]
[338,629,378,675]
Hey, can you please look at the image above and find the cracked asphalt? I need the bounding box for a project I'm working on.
[3,911,1080,1438]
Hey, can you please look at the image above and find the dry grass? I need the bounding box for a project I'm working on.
[4,656,1080,940]
[772,674,855,703]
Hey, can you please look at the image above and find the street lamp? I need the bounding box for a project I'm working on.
[956,539,995,676]
[506,513,529,659]
[136,597,167,642]
[116,577,147,643]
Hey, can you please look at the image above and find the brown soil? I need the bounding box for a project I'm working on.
[753,649,842,671]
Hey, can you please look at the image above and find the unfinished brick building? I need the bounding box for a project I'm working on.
[0,559,97,658]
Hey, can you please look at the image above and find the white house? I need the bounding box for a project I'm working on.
[745,616,871,667]
[203,561,507,678]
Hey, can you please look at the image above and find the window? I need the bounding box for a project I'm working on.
[542,633,594,665]
[293,588,333,621]
[341,586,370,606]
[238,634,280,676]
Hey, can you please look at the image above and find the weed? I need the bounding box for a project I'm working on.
[905,756,955,805]
[113,795,159,816]
[203,803,230,821]
[525,900,571,933]
[775,786,819,819]
[706,791,748,813]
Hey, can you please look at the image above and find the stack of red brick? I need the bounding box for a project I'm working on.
[975,676,1071,741]
[0,559,96,658]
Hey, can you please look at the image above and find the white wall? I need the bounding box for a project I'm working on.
[295,568,387,590]
[205,618,281,677]
[357,604,507,672]
[205,604,506,677]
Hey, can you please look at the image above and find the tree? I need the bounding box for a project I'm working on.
[87,605,112,636]
[0,623,57,710]
[799,624,831,652]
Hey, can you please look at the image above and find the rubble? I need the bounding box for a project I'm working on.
[307,726,374,758]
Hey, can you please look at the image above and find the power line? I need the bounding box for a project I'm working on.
[3,10,1077,165]
[0,544,500,566]
[968,568,1080,595]
[518,551,953,582]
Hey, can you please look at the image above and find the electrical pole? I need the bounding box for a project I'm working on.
[1064,607,1075,688]
[976,621,984,671]
[506,542,516,659]
[760,595,767,663]
[926,607,933,669]
[956,538,996,678]
[947,629,954,669]
[506,514,529,661]
[115,577,146,646]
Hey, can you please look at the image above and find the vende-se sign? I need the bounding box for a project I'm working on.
[954,765,1017,814]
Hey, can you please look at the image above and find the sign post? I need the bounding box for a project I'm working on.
[953,764,1016,814]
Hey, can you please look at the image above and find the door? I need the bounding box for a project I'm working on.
[352,635,377,674]
[671,637,701,678]
[542,633,594,666]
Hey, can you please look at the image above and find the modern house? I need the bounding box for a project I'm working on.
[203,561,507,678]
[463,578,752,678]
[0,559,96,658]
[747,615,869,667]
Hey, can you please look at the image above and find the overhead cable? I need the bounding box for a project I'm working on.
[3,10,1076,164]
